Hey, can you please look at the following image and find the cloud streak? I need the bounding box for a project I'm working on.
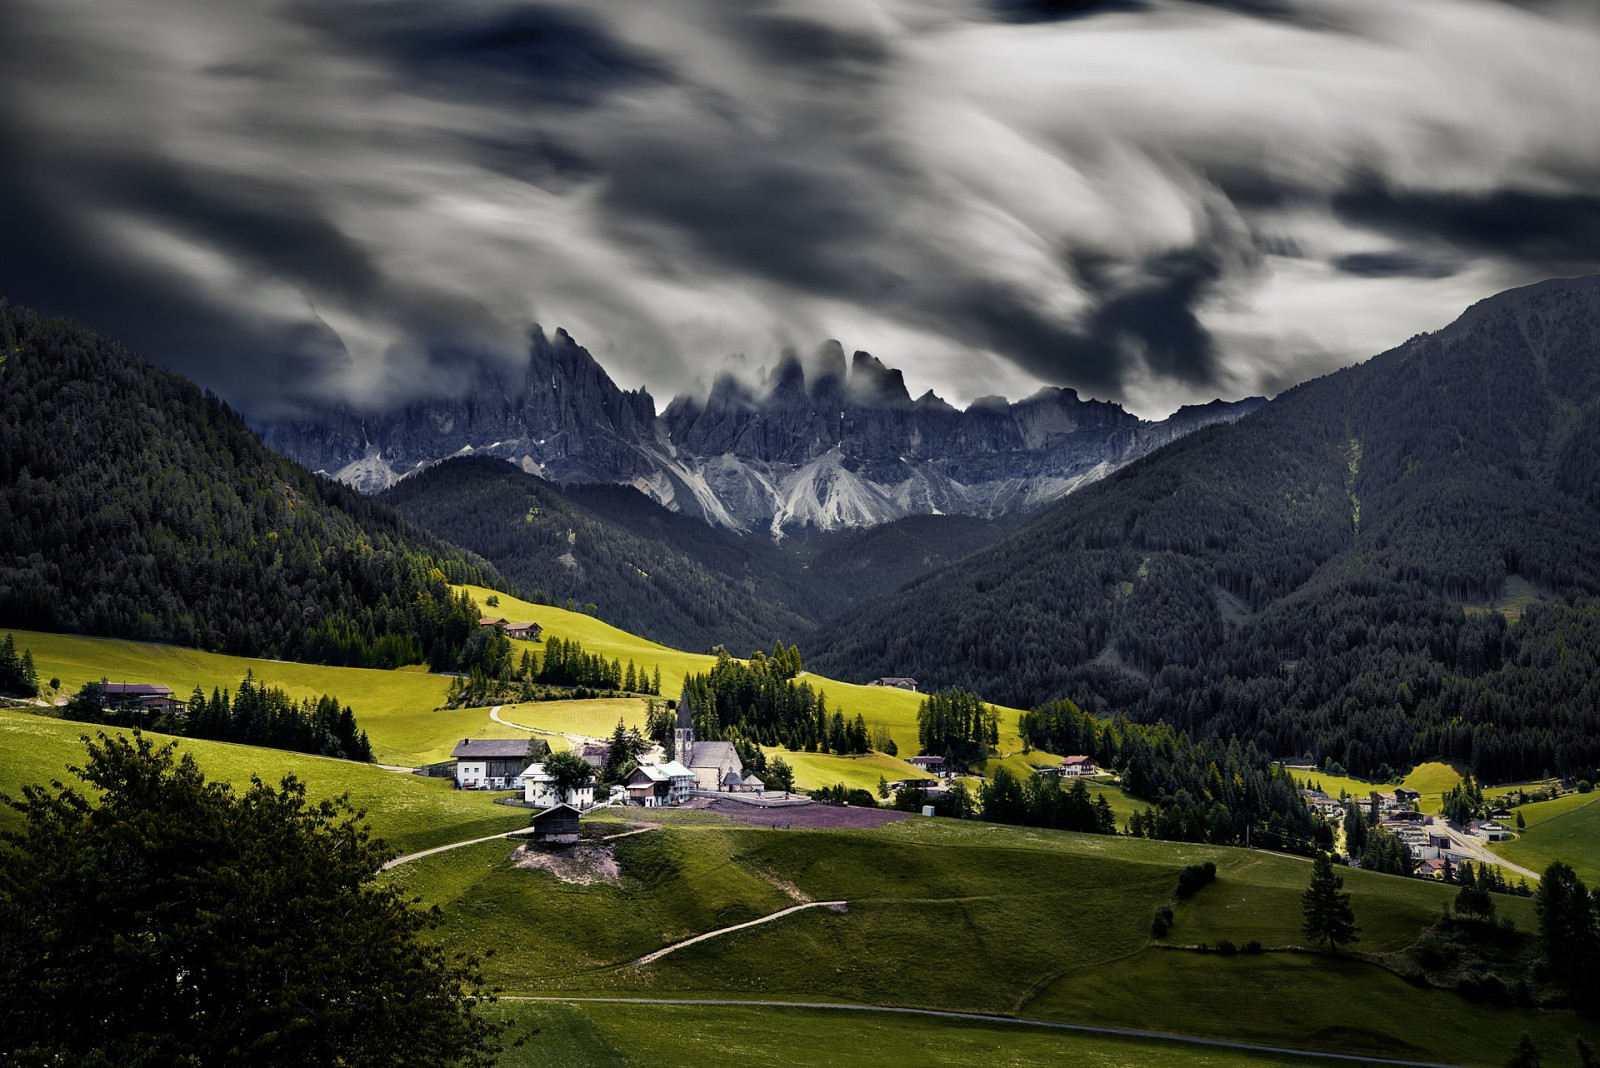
[0,0,1596,417]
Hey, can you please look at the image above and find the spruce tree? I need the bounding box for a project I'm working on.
[1301,853,1360,953]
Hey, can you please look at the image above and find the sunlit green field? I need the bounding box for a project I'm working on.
[760,748,927,793]
[492,698,650,740]
[1491,793,1600,886]
[459,586,1029,753]
[0,709,527,853]
[0,628,528,766]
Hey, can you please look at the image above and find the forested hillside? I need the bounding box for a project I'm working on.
[381,457,1015,651]
[812,276,1600,782]
[0,301,505,667]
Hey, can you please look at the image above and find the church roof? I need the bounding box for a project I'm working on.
[689,740,739,770]
[722,768,744,785]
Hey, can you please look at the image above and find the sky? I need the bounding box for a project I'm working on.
[1,0,1597,419]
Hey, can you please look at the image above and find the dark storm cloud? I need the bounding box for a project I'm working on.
[0,0,1596,417]
[301,2,674,107]
[1333,186,1600,275]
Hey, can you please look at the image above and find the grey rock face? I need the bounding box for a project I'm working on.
[258,329,1267,536]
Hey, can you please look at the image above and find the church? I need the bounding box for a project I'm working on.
[674,692,746,792]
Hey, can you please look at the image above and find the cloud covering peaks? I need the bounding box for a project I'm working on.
[1,0,1597,417]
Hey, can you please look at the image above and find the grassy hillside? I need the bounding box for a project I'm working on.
[4,628,523,766]
[397,816,1592,1066]
[1491,794,1600,885]
[0,709,526,853]
[488,1001,1349,1067]
[458,585,1029,753]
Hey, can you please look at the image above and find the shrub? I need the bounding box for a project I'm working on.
[1243,940,1264,954]
[1150,905,1174,937]
[1176,861,1218,898]
[1216,939,1239,955]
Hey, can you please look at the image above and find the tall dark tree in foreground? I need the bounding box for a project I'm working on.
[1301,853,1360,954]
[0,732,506,1066]
[1533,861,1598,999]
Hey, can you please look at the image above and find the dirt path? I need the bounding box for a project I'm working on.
[382,829,520,871]
[631,901,847,966]
[499,997,1468,1068]
[489,704,593,746]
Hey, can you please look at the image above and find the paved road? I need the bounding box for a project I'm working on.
[500,996,1470,1068]
[1441,824,1541,881]
[631,901,847,966]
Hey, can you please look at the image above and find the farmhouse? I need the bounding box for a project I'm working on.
[1060,755,1098,777]
[451,738,546,789]
[1419,858,1449,879]
[529,804,581,844]
[868,677,918,691]
[574,742,611,770]
[1395,787,1422,804]
[1471,819,1511,842]
[478,616,508,628]
[907,755,948,777]
[625,761,695,807]
[95,683,178,712]
[523,763,595,809]
[505,621,542,641]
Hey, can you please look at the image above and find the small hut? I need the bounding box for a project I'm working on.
[530,804,581,844]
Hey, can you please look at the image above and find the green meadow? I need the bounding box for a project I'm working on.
[0,709,526,853]
[459,585,1029,753]
[486,1001,1353,1068]
[1491,793,1600,885]
[1,628,525,766]
[396,816,1595,1067]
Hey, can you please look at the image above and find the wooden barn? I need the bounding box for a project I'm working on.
[530,804,581,844]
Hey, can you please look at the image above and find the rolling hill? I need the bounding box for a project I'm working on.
[811,276,1600,783]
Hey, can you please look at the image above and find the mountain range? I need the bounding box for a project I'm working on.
[259,331,1264,537]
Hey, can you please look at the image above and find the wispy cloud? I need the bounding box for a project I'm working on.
[0,0,1596,416]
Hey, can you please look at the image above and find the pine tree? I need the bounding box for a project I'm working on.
[1301,853,1359,953]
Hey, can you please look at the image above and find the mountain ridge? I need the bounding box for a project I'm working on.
[259,334,1266,537]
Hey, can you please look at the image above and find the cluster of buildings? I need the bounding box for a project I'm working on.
[1295,783,1518,878]
[478,616,542,641]
[448,697,765,810]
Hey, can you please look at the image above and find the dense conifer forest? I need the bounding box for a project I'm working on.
[0,302,505,668]
[812,277,1600,782]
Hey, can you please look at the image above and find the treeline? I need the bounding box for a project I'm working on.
[0,635,38,696]
[814,280,1600,783]
[916,688,999,767]
[61,674,372,762]
[0,301,507,671]
[979,771,1117,834]
[443,632,662,709]
[678,647,876,756]
[1022,697,1320,850]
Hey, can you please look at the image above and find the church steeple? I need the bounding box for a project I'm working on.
[673,691,695,766]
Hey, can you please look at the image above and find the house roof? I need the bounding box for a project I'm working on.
[657,760,695,779]
[629,765,669,783]
[1062,755,1095,765]
[875,677,917,685]
[743,774,765,787]
[102,683,174,697]
[531,804,580,823]
[452,738,533,759]
[908,756,945,765]
[479,616,507,626]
